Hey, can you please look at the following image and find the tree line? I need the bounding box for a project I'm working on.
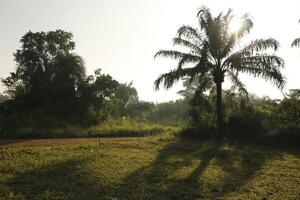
[0,6,299,144]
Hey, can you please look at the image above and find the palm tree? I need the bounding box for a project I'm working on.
[291,20,300,47]
[154,7,285,133]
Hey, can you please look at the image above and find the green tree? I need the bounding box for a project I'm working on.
[77,68,119,122]
[112,82,139,117]
[154,7,285,132]
[117,82,138,104]
[1,30,89,124]
[1,30,121,127]
[2,30,79,103]
[275,89,300,131]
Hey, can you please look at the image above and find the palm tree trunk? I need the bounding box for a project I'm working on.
[216,81,223,133]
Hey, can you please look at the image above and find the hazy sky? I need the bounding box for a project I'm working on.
[0,0,299,102]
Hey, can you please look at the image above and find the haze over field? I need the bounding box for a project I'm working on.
[0,0,299,102]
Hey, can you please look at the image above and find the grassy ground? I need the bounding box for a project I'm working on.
[3,119,181,139]
[1,137,300,199]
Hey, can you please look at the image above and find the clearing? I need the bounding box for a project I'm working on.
[1,137,300,199]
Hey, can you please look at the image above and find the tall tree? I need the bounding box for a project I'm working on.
[154,7,285,132]
[77,68,119,121]
[2,30,78,103]
[1,30,125,129]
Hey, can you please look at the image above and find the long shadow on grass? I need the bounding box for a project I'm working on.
[113,139,282,200]
[7,156,110,199]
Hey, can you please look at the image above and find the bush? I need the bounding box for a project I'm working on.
[227,110,268,139]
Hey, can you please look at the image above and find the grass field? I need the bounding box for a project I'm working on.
[4,119,181,139]
[1,137,300,200]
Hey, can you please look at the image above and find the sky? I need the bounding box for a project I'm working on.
[0,0,299,102]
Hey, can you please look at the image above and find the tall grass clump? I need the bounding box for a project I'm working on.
[0,118,181,139]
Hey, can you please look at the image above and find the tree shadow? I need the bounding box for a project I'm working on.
[5,139,286,200]
[112,139,282,200]
[6,156,111,199]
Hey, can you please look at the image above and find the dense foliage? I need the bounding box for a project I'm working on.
[0,30,132,133]
[182,86,300,146]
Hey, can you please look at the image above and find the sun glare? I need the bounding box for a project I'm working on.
[229,18,242,33]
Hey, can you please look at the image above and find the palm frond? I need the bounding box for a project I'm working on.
[154,50,200,63]
[242,55,284,68]
[237,56,285,89]
[197,6,211,19]
[176,25,203,42]
[224,53,285,89]
[245,38,279,53]
[154,66,201,90]
[291,38,300,47]
[173,37,202,54]
[216,10,237,58]
[154,70,182,90]
[221,34,236,58]
[223,8,233,23]
[154,55,213,91]
[184,61,209,82]
[223,39,280,69]
[246,66,285,89]
[177,56,188,69]
[195,73,213,94]
[222,50,244,70]
[227,70,248,96]
[197,6,213,34]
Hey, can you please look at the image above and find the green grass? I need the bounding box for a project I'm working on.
[81,119,181,138]
[4,119,181,139]
[1,137,300,199]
